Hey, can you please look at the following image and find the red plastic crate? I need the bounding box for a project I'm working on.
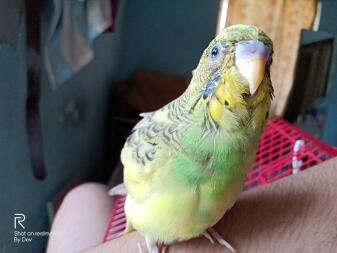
[102,118,337,242]
[244,118,337,189]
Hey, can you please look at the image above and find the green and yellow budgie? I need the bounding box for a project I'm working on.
[110,24,273,253]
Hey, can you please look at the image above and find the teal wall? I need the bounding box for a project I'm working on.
[319,0,337,145]
[0,1,126,252]
[319,0,337,34]
[119,0,221,80]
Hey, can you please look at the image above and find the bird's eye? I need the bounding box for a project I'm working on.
[211,46,219,58]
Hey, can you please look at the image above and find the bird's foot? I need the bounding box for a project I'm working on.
[137,237,166,253]
[204,227,236,252]
[137,242,159,253]
[203,230,215,244]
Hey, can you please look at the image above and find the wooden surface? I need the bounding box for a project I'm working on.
[82,157,337,253]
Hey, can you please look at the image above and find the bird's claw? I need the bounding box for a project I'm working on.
[204,227,236,252]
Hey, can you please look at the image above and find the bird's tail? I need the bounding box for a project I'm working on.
[109,183,127,196]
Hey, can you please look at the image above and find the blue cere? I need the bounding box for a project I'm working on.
[203,74,221,99]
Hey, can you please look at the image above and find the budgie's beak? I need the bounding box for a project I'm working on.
[235,40,269,95]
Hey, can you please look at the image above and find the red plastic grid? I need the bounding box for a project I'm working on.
[244,118,337,189]
[102,118,337,242]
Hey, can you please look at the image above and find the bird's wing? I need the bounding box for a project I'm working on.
[122,105,187,203]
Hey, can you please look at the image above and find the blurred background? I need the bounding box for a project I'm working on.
[1,0,337,252]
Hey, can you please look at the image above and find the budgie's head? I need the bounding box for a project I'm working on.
[191,24,273,128]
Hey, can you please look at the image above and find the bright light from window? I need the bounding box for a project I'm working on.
[216,0,229,34]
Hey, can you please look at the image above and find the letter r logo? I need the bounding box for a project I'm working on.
[14,214,25,229]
